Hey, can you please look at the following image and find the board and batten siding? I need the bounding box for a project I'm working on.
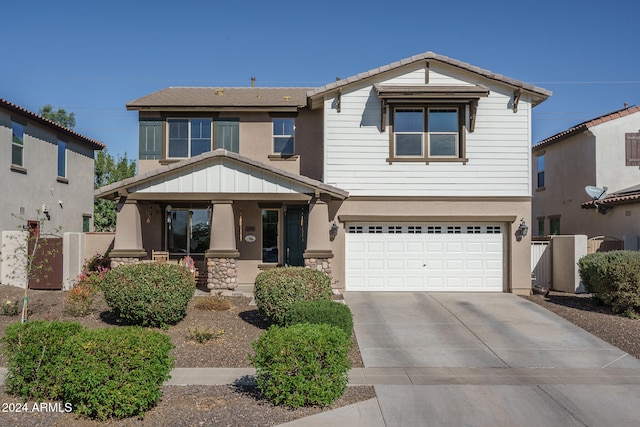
[130,158,314,195]
[323,63,533,197]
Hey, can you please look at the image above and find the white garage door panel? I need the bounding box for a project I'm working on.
[346,224,503,292]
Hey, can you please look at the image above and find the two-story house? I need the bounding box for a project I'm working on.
[96,52,550,295]
[532,105,640,248]
[1,98,104,235]
[1,98,104,287]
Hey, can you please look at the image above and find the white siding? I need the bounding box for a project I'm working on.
[323,63,533,197]
[131,158,314,195]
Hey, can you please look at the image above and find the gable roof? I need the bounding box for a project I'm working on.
[533,105,640,152]
[307,51,552,107]
[127,87,311,111]
[96,149,348,200]
[1,98,105,150]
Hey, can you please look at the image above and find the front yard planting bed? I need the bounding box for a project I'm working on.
[0,286,372,426]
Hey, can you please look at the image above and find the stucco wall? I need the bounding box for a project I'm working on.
[328,197,532,294]
[0,108,96,235]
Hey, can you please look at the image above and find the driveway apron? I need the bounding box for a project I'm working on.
[342,292,640,427]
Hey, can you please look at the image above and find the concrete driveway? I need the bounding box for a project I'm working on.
[341,292,640,427]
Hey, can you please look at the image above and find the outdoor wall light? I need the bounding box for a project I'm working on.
[330,223,339,240]
[518,218,528,237]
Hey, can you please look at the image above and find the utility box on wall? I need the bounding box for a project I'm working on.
[551,235,587,293]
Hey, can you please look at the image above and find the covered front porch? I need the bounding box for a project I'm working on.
[96,150,348,292]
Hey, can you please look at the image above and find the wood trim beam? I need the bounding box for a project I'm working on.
[513,89,521,113]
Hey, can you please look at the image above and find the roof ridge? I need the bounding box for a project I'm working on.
[0,98,105,149]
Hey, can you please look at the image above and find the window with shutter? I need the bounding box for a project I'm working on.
[625,132,640,166]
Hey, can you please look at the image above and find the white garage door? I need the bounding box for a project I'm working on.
[346,224,503,292]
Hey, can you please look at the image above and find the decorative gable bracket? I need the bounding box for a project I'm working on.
[374,84,489,133]
[513,89,521,113]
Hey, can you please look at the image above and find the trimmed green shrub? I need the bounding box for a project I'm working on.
[2,320,83,400]
[283,300,354,337]
[103,263,195,327]
[578,251,640,317]
[254,267,332,325]
[63,327,174,420]
[249,323,350,407]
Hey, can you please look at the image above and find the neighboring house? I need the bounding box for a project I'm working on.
[96,51,550,295]
[0,98,105,234]
[532,105,640,247]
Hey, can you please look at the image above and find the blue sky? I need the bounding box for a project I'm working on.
[2,0,639,159]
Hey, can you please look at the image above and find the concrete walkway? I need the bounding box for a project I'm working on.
[3,292,640,426]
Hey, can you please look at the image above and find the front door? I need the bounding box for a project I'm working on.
[285,206,308,266]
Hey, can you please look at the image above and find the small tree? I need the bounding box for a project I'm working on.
[94,150,136,231]
[38,104,76,129]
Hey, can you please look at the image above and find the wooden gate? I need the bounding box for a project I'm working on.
[587,236,624,254]
[28,236,63,290]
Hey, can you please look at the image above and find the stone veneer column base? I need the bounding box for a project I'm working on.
[110,257,141,269]
[304,257,340,293]
[207,258,238,291]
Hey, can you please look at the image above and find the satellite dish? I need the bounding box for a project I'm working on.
[585,186,608,200]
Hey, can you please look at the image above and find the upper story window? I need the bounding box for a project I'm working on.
[625,131,640,166]
[168,118,212,158]
[216,119,239,153]
[57,140,67,178]
[273,118,294,155]
[391,106,464,162]
[11,121,25,167]
[536,154,545,189]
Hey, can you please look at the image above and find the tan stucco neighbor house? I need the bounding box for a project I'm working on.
[97,51,551,295]
[532,105,640,248]
[1,98,104,235]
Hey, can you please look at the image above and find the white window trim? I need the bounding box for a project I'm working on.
[166,118,213,159]
[272,118,295,155]
[393,108,425,158]
[11,121,25,167]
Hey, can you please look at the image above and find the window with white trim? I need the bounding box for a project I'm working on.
[168,118,212,158]
[11,121,24,167]
[273,118,294,155]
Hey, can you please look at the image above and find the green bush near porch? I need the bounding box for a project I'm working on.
[578,250,640,317]
[103,263,195,328]
[253,267,332,325]
[282,299,354,337]
[249,323,350,407]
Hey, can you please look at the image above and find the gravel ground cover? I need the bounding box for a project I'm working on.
[0,286,373,426]
[1,286,639,426]
[523,291,640,359]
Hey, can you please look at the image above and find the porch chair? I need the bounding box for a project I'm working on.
[152,250,170,264]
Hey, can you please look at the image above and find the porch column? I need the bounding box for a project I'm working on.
[109,198,147,268]
[205,201,240,291]
[303,197,335,286]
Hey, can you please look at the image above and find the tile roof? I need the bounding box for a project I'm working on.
[127,87,311,110]
[533,105,640,152]
[307,51,552,105]
[0,98,105,150]
[582,182,640,208]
